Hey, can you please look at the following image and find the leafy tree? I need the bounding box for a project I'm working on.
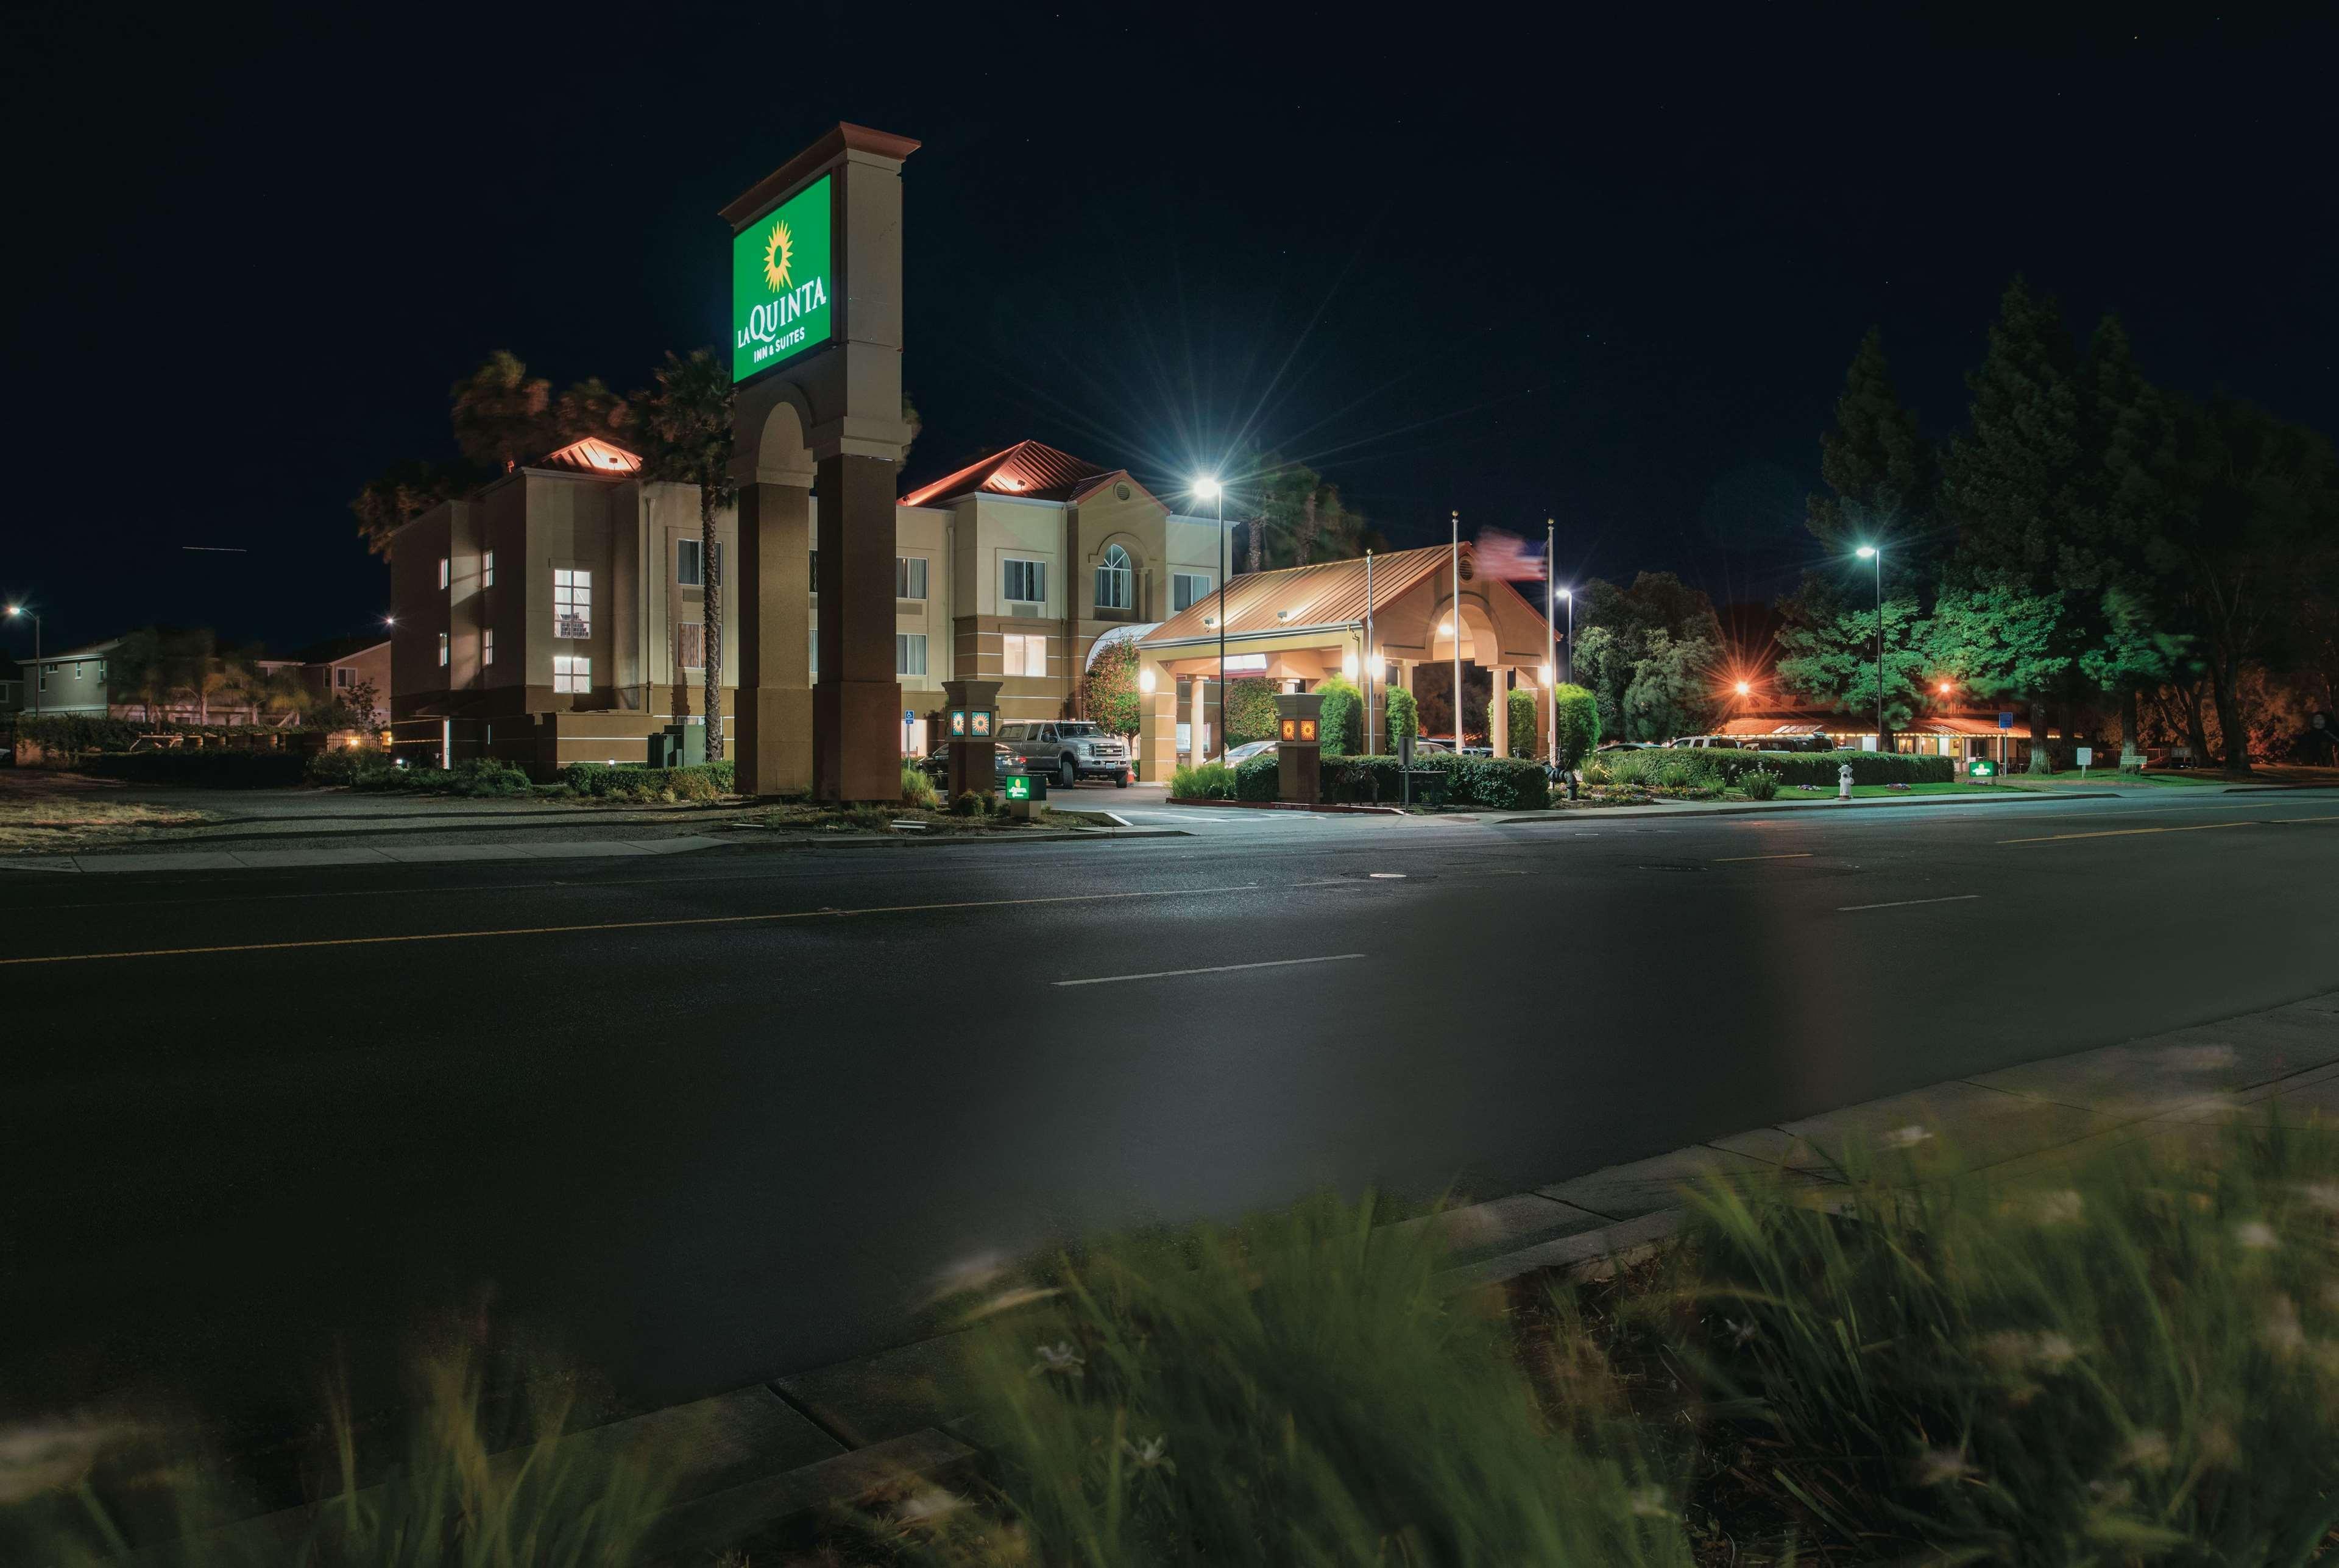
[1924,587,2066,752]
[554,377,632,448]
[1314,674,1362,757]
[1223,677,1279,745]
[450,350,556,474]
[1622,630,1721,742]
[1777,599,1931,737]
[1082,640,1142,747]
[1939,278,2089,769]
[1570,624,1632,743]
[1552,682,1599,768]
[634,350,737,761]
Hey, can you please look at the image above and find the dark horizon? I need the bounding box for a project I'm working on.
[7,4,2334,659]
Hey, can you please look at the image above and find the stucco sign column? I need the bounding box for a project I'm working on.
[724,123,920,801]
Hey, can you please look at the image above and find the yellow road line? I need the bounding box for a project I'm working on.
[1714,852,1815,863]
[1998,820,2260,846]
[0,881,1267,968]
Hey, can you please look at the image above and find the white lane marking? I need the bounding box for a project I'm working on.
[1369,872,1406,879]
[1837,894,1983,912]
[1054,952,1367,988]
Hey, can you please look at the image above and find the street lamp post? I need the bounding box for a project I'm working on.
[5,603,38,716]
[1856,544,1883,752]
[1194,476,1225,763]
[1545,518,1557,768]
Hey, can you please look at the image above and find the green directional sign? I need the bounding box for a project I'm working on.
[1003,774,1032,802]
[731,175,833,382]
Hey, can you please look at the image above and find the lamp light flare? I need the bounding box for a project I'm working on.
[1734,680,1751,696]
[1191,476,1222,500]
[1937,680,1953,695]
[1138,666,1157,694]
[1855,545,1877,560]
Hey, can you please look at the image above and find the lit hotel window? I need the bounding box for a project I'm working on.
[1002,632,1047,676]
[483,551,495,587]
[553,568,591,638]
[437,632,448,668]
[483,629,495,666]
[554,655,590,694]
[439,557,450,590]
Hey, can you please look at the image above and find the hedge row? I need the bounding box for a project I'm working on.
[79,750,310,788]
[14,713,295,754]
[1321,754,1551,810]
[1593,748,1956,788]
[303,752,536,796]
[559,760,736,801]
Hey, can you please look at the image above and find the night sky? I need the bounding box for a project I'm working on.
[9,4,2335,660]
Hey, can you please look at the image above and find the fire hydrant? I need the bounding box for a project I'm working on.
[1838,762,1853,801]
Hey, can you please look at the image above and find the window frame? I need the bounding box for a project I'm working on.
[1002,557,1046,606]
[677,539,703,587]
[1094,544,1133,612]
[553,654,591,694]
[896,555,929,600]
[676,621,706,671]
[553,567,592,640]
[482,628,495,667]
[437,632,449,668]
[1001,631,1047,677]
[895,631,928,678]
[482,550,495,588]
[439,557,450,590]
[1173,570,1213,613]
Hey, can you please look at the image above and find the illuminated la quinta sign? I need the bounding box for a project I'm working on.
[731,175,833,381]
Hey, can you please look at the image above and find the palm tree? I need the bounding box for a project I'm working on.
[634,350,737,761]
[555,378,633,448]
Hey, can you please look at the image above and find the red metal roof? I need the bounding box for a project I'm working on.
[534,436,642,477]
[1141,544,1471,646]
[900,440,1112,507]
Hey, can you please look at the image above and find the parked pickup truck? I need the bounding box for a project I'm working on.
[999,720,1133,788]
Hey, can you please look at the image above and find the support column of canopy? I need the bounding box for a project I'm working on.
[813,451,902,802]
[1488,665,1509,757]
[736,480,813,796]
[1189,676,1208,766]
[1141,660,1177,782]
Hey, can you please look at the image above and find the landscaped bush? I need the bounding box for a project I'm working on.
[1313,674,1363,757]
[1224,677,1279,745]
[1504,686,1540,760]
[312,754,538,796]
[1594,747,1955,790]
[1169,761,1236,800]
[559,760,735,801]
[1234,752,1279,801]
[16,713,147,754]
[1384,685,1419,755]
[900,762,940,810]
[923,1193,1688,1568]
[1738,768,1780,800]
[1318,754,1550,810]
[1554,682,1600,766]
[79,749,308,787]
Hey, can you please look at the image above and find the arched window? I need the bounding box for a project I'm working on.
[1095,543,1134,612]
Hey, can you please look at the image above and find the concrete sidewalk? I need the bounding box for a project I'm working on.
[0,835,735,873]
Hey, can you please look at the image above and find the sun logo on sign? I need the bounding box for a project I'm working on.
[762,219,794,293]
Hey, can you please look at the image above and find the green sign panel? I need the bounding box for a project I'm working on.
[1003,774,1031,802]
[731,175,833,381]
[1968,758,1997,779]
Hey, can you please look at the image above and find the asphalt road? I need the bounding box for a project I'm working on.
[4,786,2336,1427]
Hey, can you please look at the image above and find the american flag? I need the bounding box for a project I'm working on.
[1472,528,1546,581]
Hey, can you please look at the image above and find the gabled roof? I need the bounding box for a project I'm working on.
[1141,545,1473,646]
[533,436,643,477]
[31,637,124,663]
[901,440,1111,507]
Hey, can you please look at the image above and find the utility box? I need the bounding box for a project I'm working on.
[647,724,707,768]
[1275,691,1326,805]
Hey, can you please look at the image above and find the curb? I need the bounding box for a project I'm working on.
[1166,797,1404,815]
[715,826,1189,848]
[1495,789,2120,824]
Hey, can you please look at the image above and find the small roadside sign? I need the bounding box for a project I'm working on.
[1997,711,2015,730]
[1003,774,1031,802]
[1969,758,1998,780]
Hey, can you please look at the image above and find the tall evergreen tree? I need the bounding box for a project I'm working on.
[1939,277,2089,769]
[1778,330,1939,746]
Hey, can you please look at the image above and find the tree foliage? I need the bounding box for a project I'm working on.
[1504,686,1539,760]
[1224,677,1279,746]
[1314,674,1362,757]
[1384,685,1419,752]
[1552,683,1599,768]
[1082,639,1143,741]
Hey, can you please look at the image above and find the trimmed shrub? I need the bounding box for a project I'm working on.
[1738,768,1780,800]
[1554,682,1600,767]
[1384,686,1419,754]
[1596,747,1953,789]
[1170,761,1237,800]
[1314,674,1363,757]
[18,713,146,754]
[81,749,307,788]
[1225,677,1279,744]
[559,760,735,801]
[1234,753,1280,801]
[1504,687,1540,760]
[1323,753,1548,810]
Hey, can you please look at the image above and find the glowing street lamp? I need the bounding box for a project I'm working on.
[5,602,40,716]
[1854,544,1883,750]
[1734,680,1752,697]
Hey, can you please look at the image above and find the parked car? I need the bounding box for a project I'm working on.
[1666,735,1750,749]
[997,720,1133,787]
[1595,740,1660,752]
[1222,739,1278,766]
[1415,736,1490,757]
[916,743,1013,784]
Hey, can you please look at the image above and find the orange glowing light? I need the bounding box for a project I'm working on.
[1733,680,1751,696]
[1937,681,1953,695]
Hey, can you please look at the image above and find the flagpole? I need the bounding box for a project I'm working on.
[1546,517,1558,769]
[1451,512,1463,755]
[1363,549,1376,755]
